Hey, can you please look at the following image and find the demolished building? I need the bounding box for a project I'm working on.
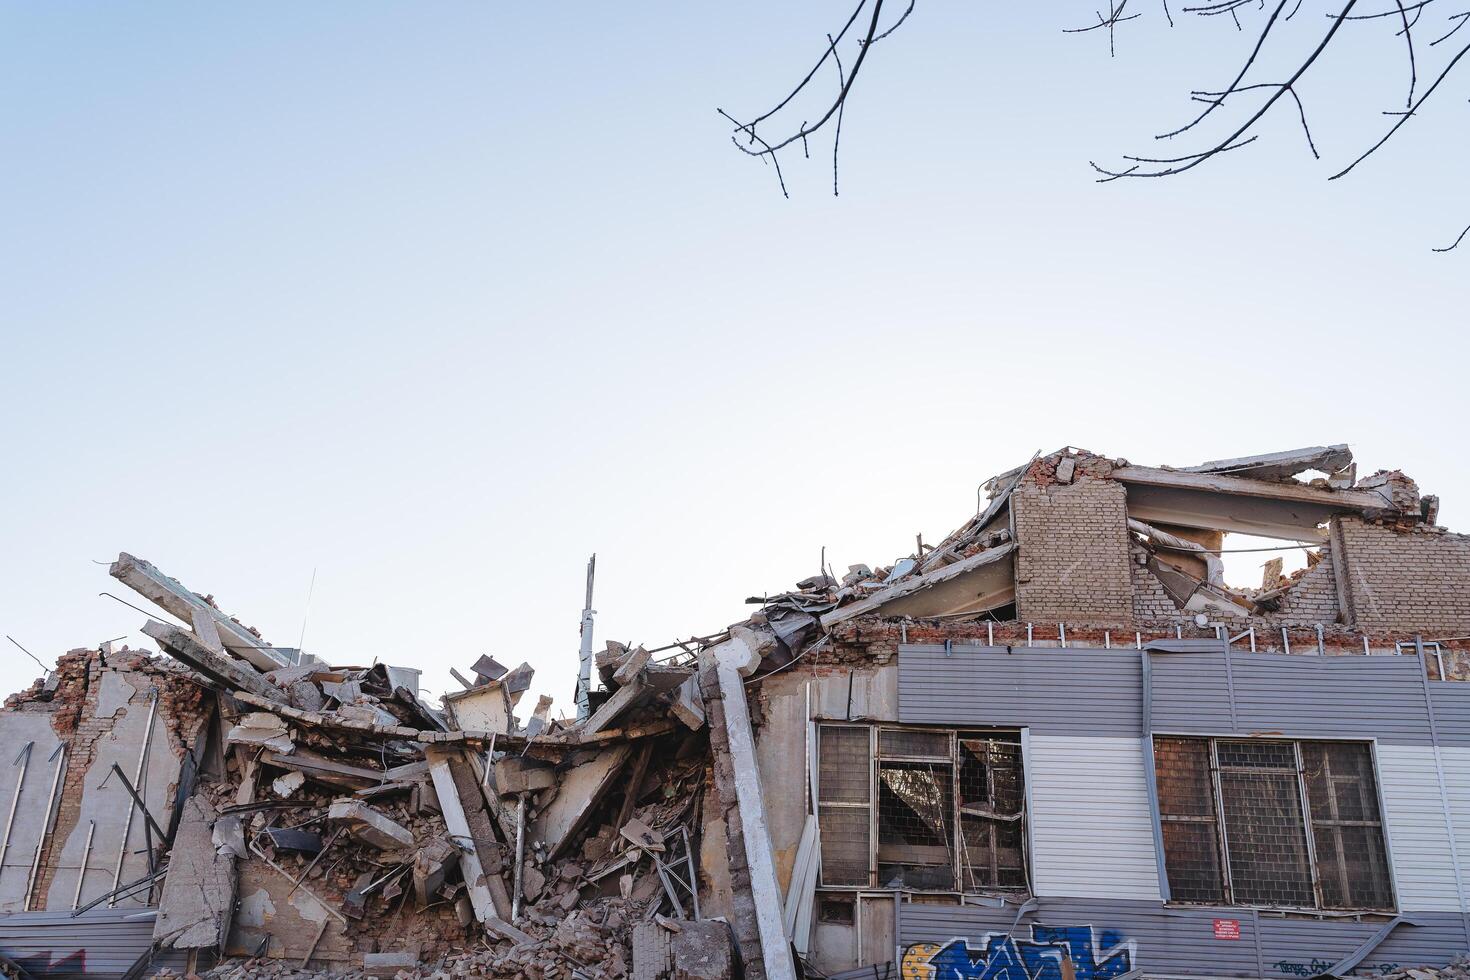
[2,443,1470,979]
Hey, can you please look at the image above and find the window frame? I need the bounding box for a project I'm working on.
[815,721,1030,896]
[1151,733,1399,913]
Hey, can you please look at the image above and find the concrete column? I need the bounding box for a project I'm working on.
[709,636,796,980]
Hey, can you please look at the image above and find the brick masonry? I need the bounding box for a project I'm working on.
[1014,459,1134,627]
[1336,517,1470,634]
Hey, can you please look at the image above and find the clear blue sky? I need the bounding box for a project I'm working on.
[3,3,1466,711]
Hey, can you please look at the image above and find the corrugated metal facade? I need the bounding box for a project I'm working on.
[1026,735,1162,901]
[1148,649,1434,744]
[1377,744,1464,912]
[898,645,1142,737]
[898,901,1470,978]
[1431,682,1470,747]
[0,907,187,979]
[895,643,1470,975]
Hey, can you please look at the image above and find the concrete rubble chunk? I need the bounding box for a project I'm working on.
[271,769,306,797]
[612,645,652,687]
[328,798,416,851]
[494,755,558,796]
[227,711,295,754]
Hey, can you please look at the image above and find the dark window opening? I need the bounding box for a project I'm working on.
[818,724,1026,895]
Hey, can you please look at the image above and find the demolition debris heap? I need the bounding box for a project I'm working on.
[2,444,1470,980]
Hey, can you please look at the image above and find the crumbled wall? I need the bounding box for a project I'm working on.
[1265,551,1340,626]
[1129,548,1180,624]
[1336,518,1470,634]
[1013,459,1133,627]
[22,650,209,912]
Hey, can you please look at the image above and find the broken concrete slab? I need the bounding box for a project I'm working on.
[112,552,292,671]
[143,619,287,703]
[583,677,649,734]
[154,795,236,950]
[1182,443,1354,482]
[670,676,705,731]
[612,646,652,687]
[538,743,632,861]
[327,799,415,851]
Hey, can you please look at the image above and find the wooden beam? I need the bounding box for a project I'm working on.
[143,620,285,703]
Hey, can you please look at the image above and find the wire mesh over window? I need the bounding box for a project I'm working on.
[817,724,1028,895]
[957,735,1027,891]
[879,729,951,760]
[1155,736,1226,902]
[877,760,954,889]
[1154,736,1393,911]
[1302,742,1394,910]
[818,725,871,886]
[1216,740,1314,907]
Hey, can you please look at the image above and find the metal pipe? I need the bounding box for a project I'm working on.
[1135,632,1142,650]
[1058,623,1067,648]
[512,793,527,920]
[0,743,34,882]
[1104,631,1111,649]
[986,622,993,647]
[73,820,96,910]
[1249,628,1257,653]
[24,745,66,910]
[576,555,596,719]
[1281,627,1292,655]
[1025,623,1032,647]
[110,690,158,907]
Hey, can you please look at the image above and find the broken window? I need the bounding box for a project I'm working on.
[817,724,1026,894]
[1154,736,1394,911]
[957,736,1027,891]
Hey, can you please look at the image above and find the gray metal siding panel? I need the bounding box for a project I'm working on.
[1230,655,1431,744]
[1027,736,1162,901]
[1430,683,1470,747]
[1149,652,1433,745]
[898,645,1142,736]
[897,900,1468,977]
[0,907,159,979]
[1150,650,1232,734]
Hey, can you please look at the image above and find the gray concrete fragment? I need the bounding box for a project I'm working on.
[327,799,415,851]
[154,796,235,949]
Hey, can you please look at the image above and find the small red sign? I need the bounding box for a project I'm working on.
[1213,919,1241,941]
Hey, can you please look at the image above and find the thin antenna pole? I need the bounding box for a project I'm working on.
[296,567,318,665]
[576,555,596,719]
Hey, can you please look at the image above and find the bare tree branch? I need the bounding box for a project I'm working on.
[1093,0,1361,179]
[1433,222,1470,250]
[1329,35,1470,178]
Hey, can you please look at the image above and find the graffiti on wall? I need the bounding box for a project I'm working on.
[901,925,1136,980]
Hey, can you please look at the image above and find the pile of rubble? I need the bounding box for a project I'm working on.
[52,555,734,980]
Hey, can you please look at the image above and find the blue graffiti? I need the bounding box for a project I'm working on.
[920,926,1136,980]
